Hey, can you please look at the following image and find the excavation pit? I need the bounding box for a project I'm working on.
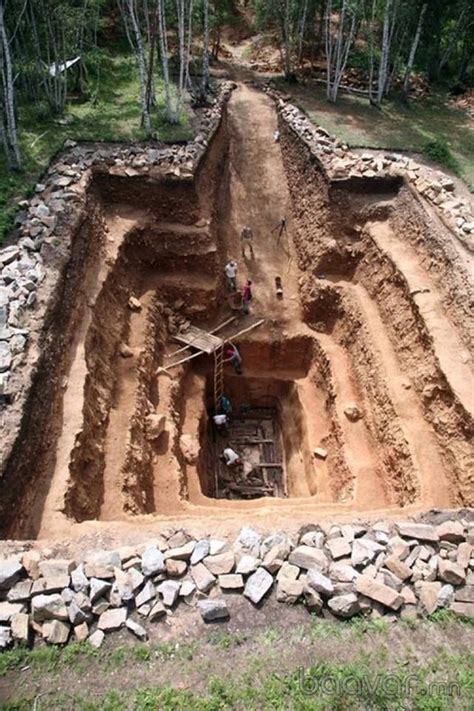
[1,81,472,542]
[171,335,325,507]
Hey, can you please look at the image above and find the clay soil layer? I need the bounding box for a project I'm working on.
[1,83,472,541]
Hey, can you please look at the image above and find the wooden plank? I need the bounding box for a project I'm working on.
[173,325,223,354]
[156,348,205,374]
[166,316,235,358]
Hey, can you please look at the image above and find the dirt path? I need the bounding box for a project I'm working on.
[336,279,452,506]
[224,83,301,332]
[38,215,139,538]
[316,333,389,507]
[100,289,154,521]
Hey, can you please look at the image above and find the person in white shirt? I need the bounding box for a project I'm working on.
[224,260,238,291]
[222,447,241,466]
[213,413,228,435]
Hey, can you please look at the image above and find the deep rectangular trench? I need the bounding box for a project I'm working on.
[183,344,319,502]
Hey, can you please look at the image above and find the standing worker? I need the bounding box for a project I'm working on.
[271,217,287,245]
[240,225,254,259]
[224,342,242,374]
[242,279,253,315]
[219,394,232,416]
[224,260,238,291]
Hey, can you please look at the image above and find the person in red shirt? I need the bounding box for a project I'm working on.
[224,342,242,374]
[242,280,252,314]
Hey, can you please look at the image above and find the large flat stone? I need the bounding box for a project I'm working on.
[0,601,25,623]
[288,546,329,571]
[276,578,304,604]
[436,521,465,543]
[449,602,474,618]
[351,539,384,567]
[397,523,439,542]
[306,569,334,596]
[384,555,412,581]
[190,540,210,565]
[355,575,403,610]
[32,594,68,622]
[198,600,229,622]
[157,580,180,607]
[219,574,244,590]
[327,537,351,560]
[203,551,235,576]
[328,593,360,619]
[164,541,196,561]
[191,563,216,593]
[98,607,127,632]
[38,559,76,578]
[43,619,70,645]
[415,581,442,616]
[141,546,166,577]
[244,567,274,604]
[7,580,33,602]
[0,559,24,590]
[11,613,30,642]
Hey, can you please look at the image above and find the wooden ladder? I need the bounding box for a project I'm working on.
[214,344,224,413]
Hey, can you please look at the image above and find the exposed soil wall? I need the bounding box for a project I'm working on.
[389,184,473,351]
[279,121,418,506]
[279,111,472,508]
[0,194,106,538]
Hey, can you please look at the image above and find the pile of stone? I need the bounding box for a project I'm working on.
[276,100,474,252]
[0,518,472,649]
[0,81,235,402]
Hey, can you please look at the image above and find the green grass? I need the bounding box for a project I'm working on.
[275,80,474,190]
[4,651,473,710]
[0,52,193,244]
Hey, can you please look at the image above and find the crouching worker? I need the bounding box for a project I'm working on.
[222,447,241,467]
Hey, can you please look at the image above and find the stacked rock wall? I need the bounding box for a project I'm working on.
[0,516,472,648]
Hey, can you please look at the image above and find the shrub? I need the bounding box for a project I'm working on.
[422,138,458,172]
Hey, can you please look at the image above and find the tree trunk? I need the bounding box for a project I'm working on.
[201,0,209,98]
[126,0,151,132]
[400,2,427,103]
[297,0,308,66]
[326,0,358,103]
[368,0,376,103]
[157,0,173,122]
[438,2,467,74]
[0,0,21,169]
[376,0,391,105]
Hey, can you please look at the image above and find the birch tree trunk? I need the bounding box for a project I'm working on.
[326,0,358,103]
[297,0,308,66]
[157,0,173,122]
[201,0,209,99]
[368,0,376,103]
[376,0,391,105]
[282,0,292,80]
[400,2,427,102]
[0,0,21,169]
[325,0,333,100]
[126,0,151,132]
